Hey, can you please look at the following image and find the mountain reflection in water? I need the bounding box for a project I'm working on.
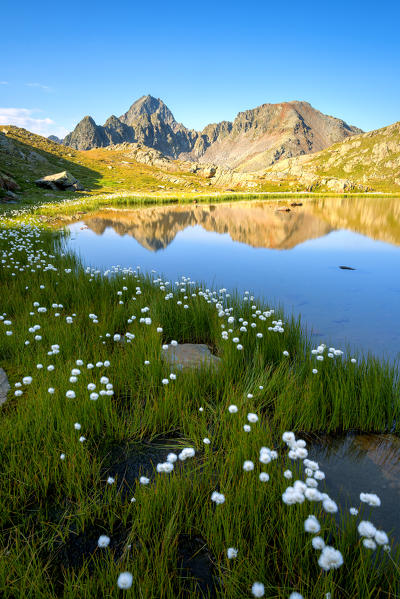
[66,197,400,360]
[80,197,400,251]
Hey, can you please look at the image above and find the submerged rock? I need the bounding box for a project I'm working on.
[34,170,84,191]
[162,344,221,371]
[0,368,10,406]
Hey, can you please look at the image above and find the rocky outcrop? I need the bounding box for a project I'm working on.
[261,121,400,191]
[48,135,62,144]
[0,170,20,193]
[0,368,10,406]
[35,171,84,191]
[63,116,109,150]
[63,96,361,169]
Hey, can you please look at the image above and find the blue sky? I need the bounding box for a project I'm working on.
[1,0,399,137]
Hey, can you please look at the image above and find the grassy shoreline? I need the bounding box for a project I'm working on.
[0,224,399,598]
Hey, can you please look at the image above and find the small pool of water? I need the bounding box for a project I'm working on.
[308,433,400,542]
[65,197,400,360]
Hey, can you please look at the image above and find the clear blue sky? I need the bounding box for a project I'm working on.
[1,0,399,138]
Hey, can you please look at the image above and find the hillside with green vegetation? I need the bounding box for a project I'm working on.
[1,123,399,215]
[263,121,400,193]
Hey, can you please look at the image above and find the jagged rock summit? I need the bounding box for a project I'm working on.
[63,95,362,171]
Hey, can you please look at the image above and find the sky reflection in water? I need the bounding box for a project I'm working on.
[66,198,400,360]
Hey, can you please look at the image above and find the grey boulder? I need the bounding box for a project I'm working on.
[35,171,84,191]
[162,343,221,371]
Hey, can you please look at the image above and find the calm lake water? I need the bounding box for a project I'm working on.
[66,197,400,360]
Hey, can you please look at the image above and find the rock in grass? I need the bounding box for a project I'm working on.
[34,171,84,191]
[162,344,221,371]
[0,368,10,406]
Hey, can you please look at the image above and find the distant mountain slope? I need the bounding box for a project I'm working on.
[263,121,400,192]
[63,95,361,170]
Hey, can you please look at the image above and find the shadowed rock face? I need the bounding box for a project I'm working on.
[63,96,361,169]
[81,202,333,251]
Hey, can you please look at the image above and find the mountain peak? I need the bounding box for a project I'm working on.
[119,95,176,127]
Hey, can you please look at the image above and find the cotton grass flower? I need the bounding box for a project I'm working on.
[228,405,238,413]
[98,535,110,548]
[323,498,338,513]
[227,547,238,559]
[243,460,254,471]
[211,491,225,504]
[349,507,359,516]
[318,546,344,570]
[358,521,377,538]
[259,472,270,482]
[203,438,211,445]
[178,448,195,460]
[79,436,86,443]
[375,530,389,545]
[117,572,133,589]
[66,390,76,399]
[283,470,292,479]
[304,515,320,534]
[363,538,377,550]
[360,492,381,507]
[289,593,304,599]
[60,453,66,460]
[247,412,258,423]
[243,424,251,432]
[74,423,81,430]
[251,582,265,597]
[312,536,325,550]
[140,476,150,485]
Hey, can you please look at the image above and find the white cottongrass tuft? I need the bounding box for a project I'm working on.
[98,535,110,548]
[358,521,377,538]
[304,515,320,534]
[360,492,381,507]
[251,582,265,597]
[283,470,292,479]
[243,460,254,471]
[312,536,325,550]
[178,448,195,461]
[247,413,258,423]
[363,538,377,550]
[140,476,150,485]
[117,572,133,589]
[289,593,304,599]
[318,546,344,570]
[259,472,270,482]
[227,547,238,559]
[375,530,389,545]
[107,476,115,484]
[211,491,225,504]
[323,498,338,513]
[228,405,238,413]
[349,507,358,516]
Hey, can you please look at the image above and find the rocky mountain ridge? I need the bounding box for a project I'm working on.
[261,120,400,192]
[62,95,362,171]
